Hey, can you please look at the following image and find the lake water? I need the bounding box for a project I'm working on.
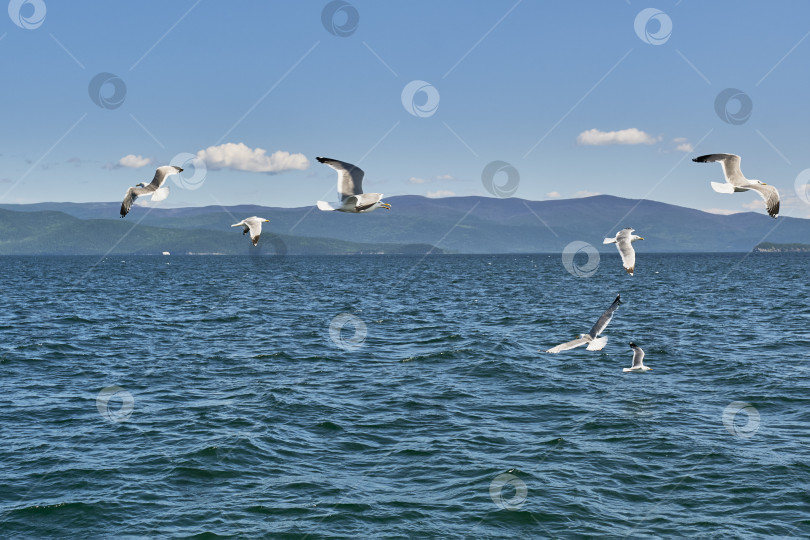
[1,253,808,537]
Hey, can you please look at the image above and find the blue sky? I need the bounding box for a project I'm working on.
[2,0,810,217]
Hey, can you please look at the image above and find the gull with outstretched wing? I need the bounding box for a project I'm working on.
[545,294,622,353]
[692,153,779,218]
[315,156,390,213]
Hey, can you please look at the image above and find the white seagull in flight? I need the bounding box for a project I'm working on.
[623,342,652,372]
[545,294,622,353]
[120,165,183,218]
[692,153,780,218]
[603,228,644,276]
[315,156,391,213]
[231,216,270,246]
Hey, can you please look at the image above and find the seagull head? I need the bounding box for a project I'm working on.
[174,166,184,173]
[629,342,637,348]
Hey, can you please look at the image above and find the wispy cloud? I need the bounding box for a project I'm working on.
[574,190,600,198]
[673,137,693,153]
[427,190,455,198]
[741,200,763,211]
[702,208,740,215]
[117,154,153,168]
[546,191,561,198]
[408,176,427,184]
[197,142,308,173]
[577,128,658,146]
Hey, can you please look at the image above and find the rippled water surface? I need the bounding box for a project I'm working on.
[1,254,809,538]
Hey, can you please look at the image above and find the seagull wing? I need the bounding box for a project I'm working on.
[316,156,365,200]
[614,230,636,275]
[149,165,182,189]
[245,218,264,246]
[120,185,152,217]
[746,182,780,218]
[588,294,621,338]
[631,346,645,369]
[354,193,383,212]
[546,336,589,354]
[693,153,745,187]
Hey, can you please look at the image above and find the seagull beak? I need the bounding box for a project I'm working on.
[639,237,645,240]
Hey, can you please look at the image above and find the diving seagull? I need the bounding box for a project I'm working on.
[545,294,622,353]
[603,228,644,276]
[120,165,183,218]
[315,156,391,213]
[692,153,780,218]
[623,342,651,372]
[231,216,270,246]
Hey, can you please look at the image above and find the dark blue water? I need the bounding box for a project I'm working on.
[1,253,808,538]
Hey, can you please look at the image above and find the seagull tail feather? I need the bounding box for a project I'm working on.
[586,336,608,351]
[711,182,735,194]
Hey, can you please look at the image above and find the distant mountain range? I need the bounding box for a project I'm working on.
[1,195,808,254]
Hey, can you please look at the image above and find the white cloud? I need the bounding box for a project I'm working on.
[742,200,764,211]
[118,154,152,168]
[427,190,455,198]
[196,142,308,173]
[435,174,456,181]
[673,137,693,152]
[577,128,658,146]
[546,191,561,198]
[702,208,740,215]
[574,190,600,198]
[408,176,427,184]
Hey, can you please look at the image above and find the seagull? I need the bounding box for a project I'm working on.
[692,153,780,218]
[623,342,652,372]
[545,294,622,353]
[120,165,183,218]
[603,228,644,275]
[231,216,270,246]
[315,156,391,213]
